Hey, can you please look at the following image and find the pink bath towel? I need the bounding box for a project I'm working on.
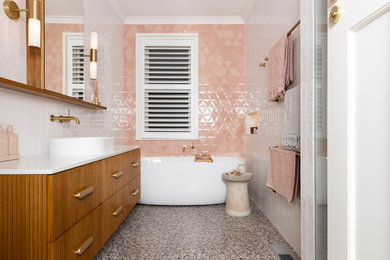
[267,34,294,102]
[266,147,300,202]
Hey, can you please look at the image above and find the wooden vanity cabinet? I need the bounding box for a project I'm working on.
[0,148,141,260]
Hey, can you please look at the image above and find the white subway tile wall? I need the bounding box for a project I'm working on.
[245,0,301,255]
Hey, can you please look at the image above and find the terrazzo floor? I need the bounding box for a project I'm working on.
[94,203,300,260]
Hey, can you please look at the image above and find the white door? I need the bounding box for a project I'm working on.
[328,0,390,259]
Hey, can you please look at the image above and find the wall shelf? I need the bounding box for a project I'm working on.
[0,77,107,110]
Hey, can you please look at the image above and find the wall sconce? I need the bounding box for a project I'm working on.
[3,0,41,48]
[89,32,98,80]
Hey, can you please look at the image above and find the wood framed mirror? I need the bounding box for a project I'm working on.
[0,0,105,109]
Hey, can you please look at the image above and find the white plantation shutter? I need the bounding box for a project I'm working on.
[144,46,191,85]
[136,34,198,140]
[144,89,191,132]
[70,44,84,99]
[63,33,85,100]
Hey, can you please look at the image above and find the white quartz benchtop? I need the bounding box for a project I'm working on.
[0,146,140,175]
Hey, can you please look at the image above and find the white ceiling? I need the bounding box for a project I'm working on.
[45,0,255,24]
[45,0,84,16]
[116,0,253,17]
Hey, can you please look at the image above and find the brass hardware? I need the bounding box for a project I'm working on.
[191,142,195,149]
[269,145,301,156]
[111,170,123,179]
[3,1,27,19]
[131,189,139,196]
[74,236,93,256]
[3,0,40,20]
[29,0,40,20]
[112,205,123,217]
[84,49,97,62]
[131,162,139,168]
[182,144,187,152]
[259,57,269,68]
[250,126,258,134]
[50,109,80,124]
[90,49,97,63]
[74,186,94,200]
[329,5,341,24]
[259,20,299,68]
[287,20,300,36]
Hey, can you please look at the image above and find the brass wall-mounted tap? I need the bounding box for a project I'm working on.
[50,109,80,124]
[182,145,187,152]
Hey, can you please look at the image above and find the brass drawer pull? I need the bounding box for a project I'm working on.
[111,170,123,179]
[74,186,94,200]
[74,236,93,255]
[112,205,123,217]
[131,162,139,168]
[131,188,139,196]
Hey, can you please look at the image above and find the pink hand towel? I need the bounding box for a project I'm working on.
[267,34,294,102]
[266,147,300,202]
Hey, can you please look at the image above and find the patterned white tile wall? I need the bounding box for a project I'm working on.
[0,0,126,157]
[245,0,301,255]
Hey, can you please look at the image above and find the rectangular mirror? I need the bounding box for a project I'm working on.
[45,0,85,100]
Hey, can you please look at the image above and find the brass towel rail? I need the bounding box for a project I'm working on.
[269,145,301,156]
[258,20,301,68]
[287,20,300,36]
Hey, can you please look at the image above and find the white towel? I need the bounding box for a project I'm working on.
[282,86,300,151]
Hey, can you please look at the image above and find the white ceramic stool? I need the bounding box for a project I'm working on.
[223,172,252,217]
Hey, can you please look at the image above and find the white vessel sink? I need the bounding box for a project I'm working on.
[49,137,115,156]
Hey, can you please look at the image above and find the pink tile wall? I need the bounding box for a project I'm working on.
[45,24,84,93]
[122,25,246,157]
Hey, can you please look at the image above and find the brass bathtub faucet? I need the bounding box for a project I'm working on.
[50,109,80,124]
[182,145,187,152]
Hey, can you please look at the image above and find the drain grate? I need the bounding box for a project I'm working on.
[278,254,295,260]
[270,243,296,260]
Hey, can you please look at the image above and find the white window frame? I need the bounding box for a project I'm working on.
[136,33,199,140]
[62,32,84,98]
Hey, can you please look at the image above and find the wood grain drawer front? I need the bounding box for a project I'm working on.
[129,175,141,211]
[107,153,130,193]
[48,205,102,260]
[74,162,102,222]
[48,168,77,242]
[129,149,140,181]
[101,185,130,244]
[48,162,102,242]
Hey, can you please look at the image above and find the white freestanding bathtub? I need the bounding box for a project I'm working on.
[139,157,245,205]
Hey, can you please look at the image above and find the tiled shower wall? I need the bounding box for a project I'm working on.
[45,24,84,93]
[122,25,246,157]
[245,0,301,255]
[0,0,125,156]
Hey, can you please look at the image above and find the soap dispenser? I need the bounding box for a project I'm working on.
[0,125,8,156]
[6,125,19,156]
